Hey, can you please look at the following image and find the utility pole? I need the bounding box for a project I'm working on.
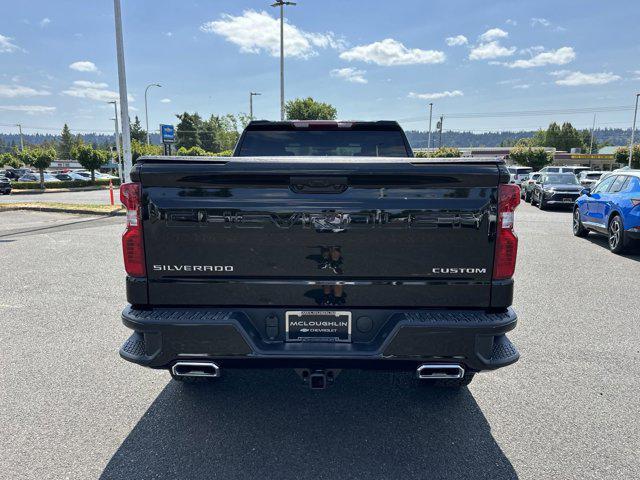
[437,116,444,148]
[589,113,596,169]
[144,83,161,145]
[249,92,261,120]
[108,101,123,182]
[15,123,24,151]
[271,1,296,120]
[113,0,133,182]
[629,93,640,168]
[427,103,433,151]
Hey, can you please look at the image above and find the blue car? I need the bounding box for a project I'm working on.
[573,171,640,253]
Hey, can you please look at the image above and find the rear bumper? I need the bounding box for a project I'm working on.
[120,306,519,372]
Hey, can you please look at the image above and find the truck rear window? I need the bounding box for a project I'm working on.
[236,130,410,157]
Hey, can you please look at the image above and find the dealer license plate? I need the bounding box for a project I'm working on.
[285,311,351,342]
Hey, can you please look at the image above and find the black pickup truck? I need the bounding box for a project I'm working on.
[119,120,520,389]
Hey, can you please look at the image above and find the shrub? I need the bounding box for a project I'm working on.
[212,149,233,157]
[414,147,462,158]
[11,178,120,190]
[508,147,553,170]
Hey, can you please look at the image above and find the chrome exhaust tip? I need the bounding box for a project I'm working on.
[171,361,221,378]
[416,364,465,380]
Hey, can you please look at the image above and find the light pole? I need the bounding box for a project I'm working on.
[113,0,133,182]
[249,92,261,120]
[629,93,640,168]
[427,103,433,150]
[271,1,296,120]
[108,101,123,182]
[15,124,24,151]
[144,83,162,145]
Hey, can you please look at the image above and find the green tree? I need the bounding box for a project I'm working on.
[58,123,74,159]
[0,152,13,167]
[508,146,553,170]
[176,112,202,149]
[72,144,107,181]
[130,116,147,143]
[31,147,56,189]
[177,146,208,156]
[285,97,337,120]
[131,139,162,163]
[537,122,585,152]
[1,152,22,168]
[614,146,640,168]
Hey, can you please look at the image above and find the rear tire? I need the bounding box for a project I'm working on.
[573,208,589,237]
[608,215,629,254]
[524,191,531,203]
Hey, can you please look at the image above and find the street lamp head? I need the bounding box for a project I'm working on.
[271,1,296,6]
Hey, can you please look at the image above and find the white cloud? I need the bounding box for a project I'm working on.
[61,80,133,102]
[408,90,463,100]
[469,41,516,60]
[160,98,171,103]
[633,70,640,80]
[0,105,56,114]
[0,84,51,98]
[330,67,367,84]
[69,61,99,73]
[445,35,468,46]
[479,28,508,42]
[552,71,621,86]
[506,46,575,68]
[164,32,173,37]
[0,34,21,53]
[506,19,518,26]
[340,38,445,66]
[513,84,531,89]
[200,10,345,59]
[530,17,551,27]
[39,18,51,27]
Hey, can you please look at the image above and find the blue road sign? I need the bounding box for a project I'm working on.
[160,124,175,143]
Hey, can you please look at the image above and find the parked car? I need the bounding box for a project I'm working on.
[0,175,11,195]
[540,166,591,177]
[573,171,640,253]
[17,172,61,183]
[531,173,583,209]
[577,171,604,188]
[55,172,89,181]
[520,171,541,202]
[3,168,32,180]
[507,166,533,185]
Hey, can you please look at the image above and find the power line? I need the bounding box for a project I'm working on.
[397,105,635,123]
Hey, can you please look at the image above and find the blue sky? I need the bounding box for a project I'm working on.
[1,0,639,137]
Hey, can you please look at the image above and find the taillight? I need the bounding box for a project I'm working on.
[493,183,520,280]
[120,182,146,277]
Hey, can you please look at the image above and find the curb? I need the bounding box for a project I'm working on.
[0,206,125,216]
[10,186,115,195]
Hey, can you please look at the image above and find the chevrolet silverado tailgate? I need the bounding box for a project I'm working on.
[134,157,505,308]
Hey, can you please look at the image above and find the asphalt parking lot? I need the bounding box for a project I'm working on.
[1,203,638,480]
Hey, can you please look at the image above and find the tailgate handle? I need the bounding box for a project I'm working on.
[290,176,348,194]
